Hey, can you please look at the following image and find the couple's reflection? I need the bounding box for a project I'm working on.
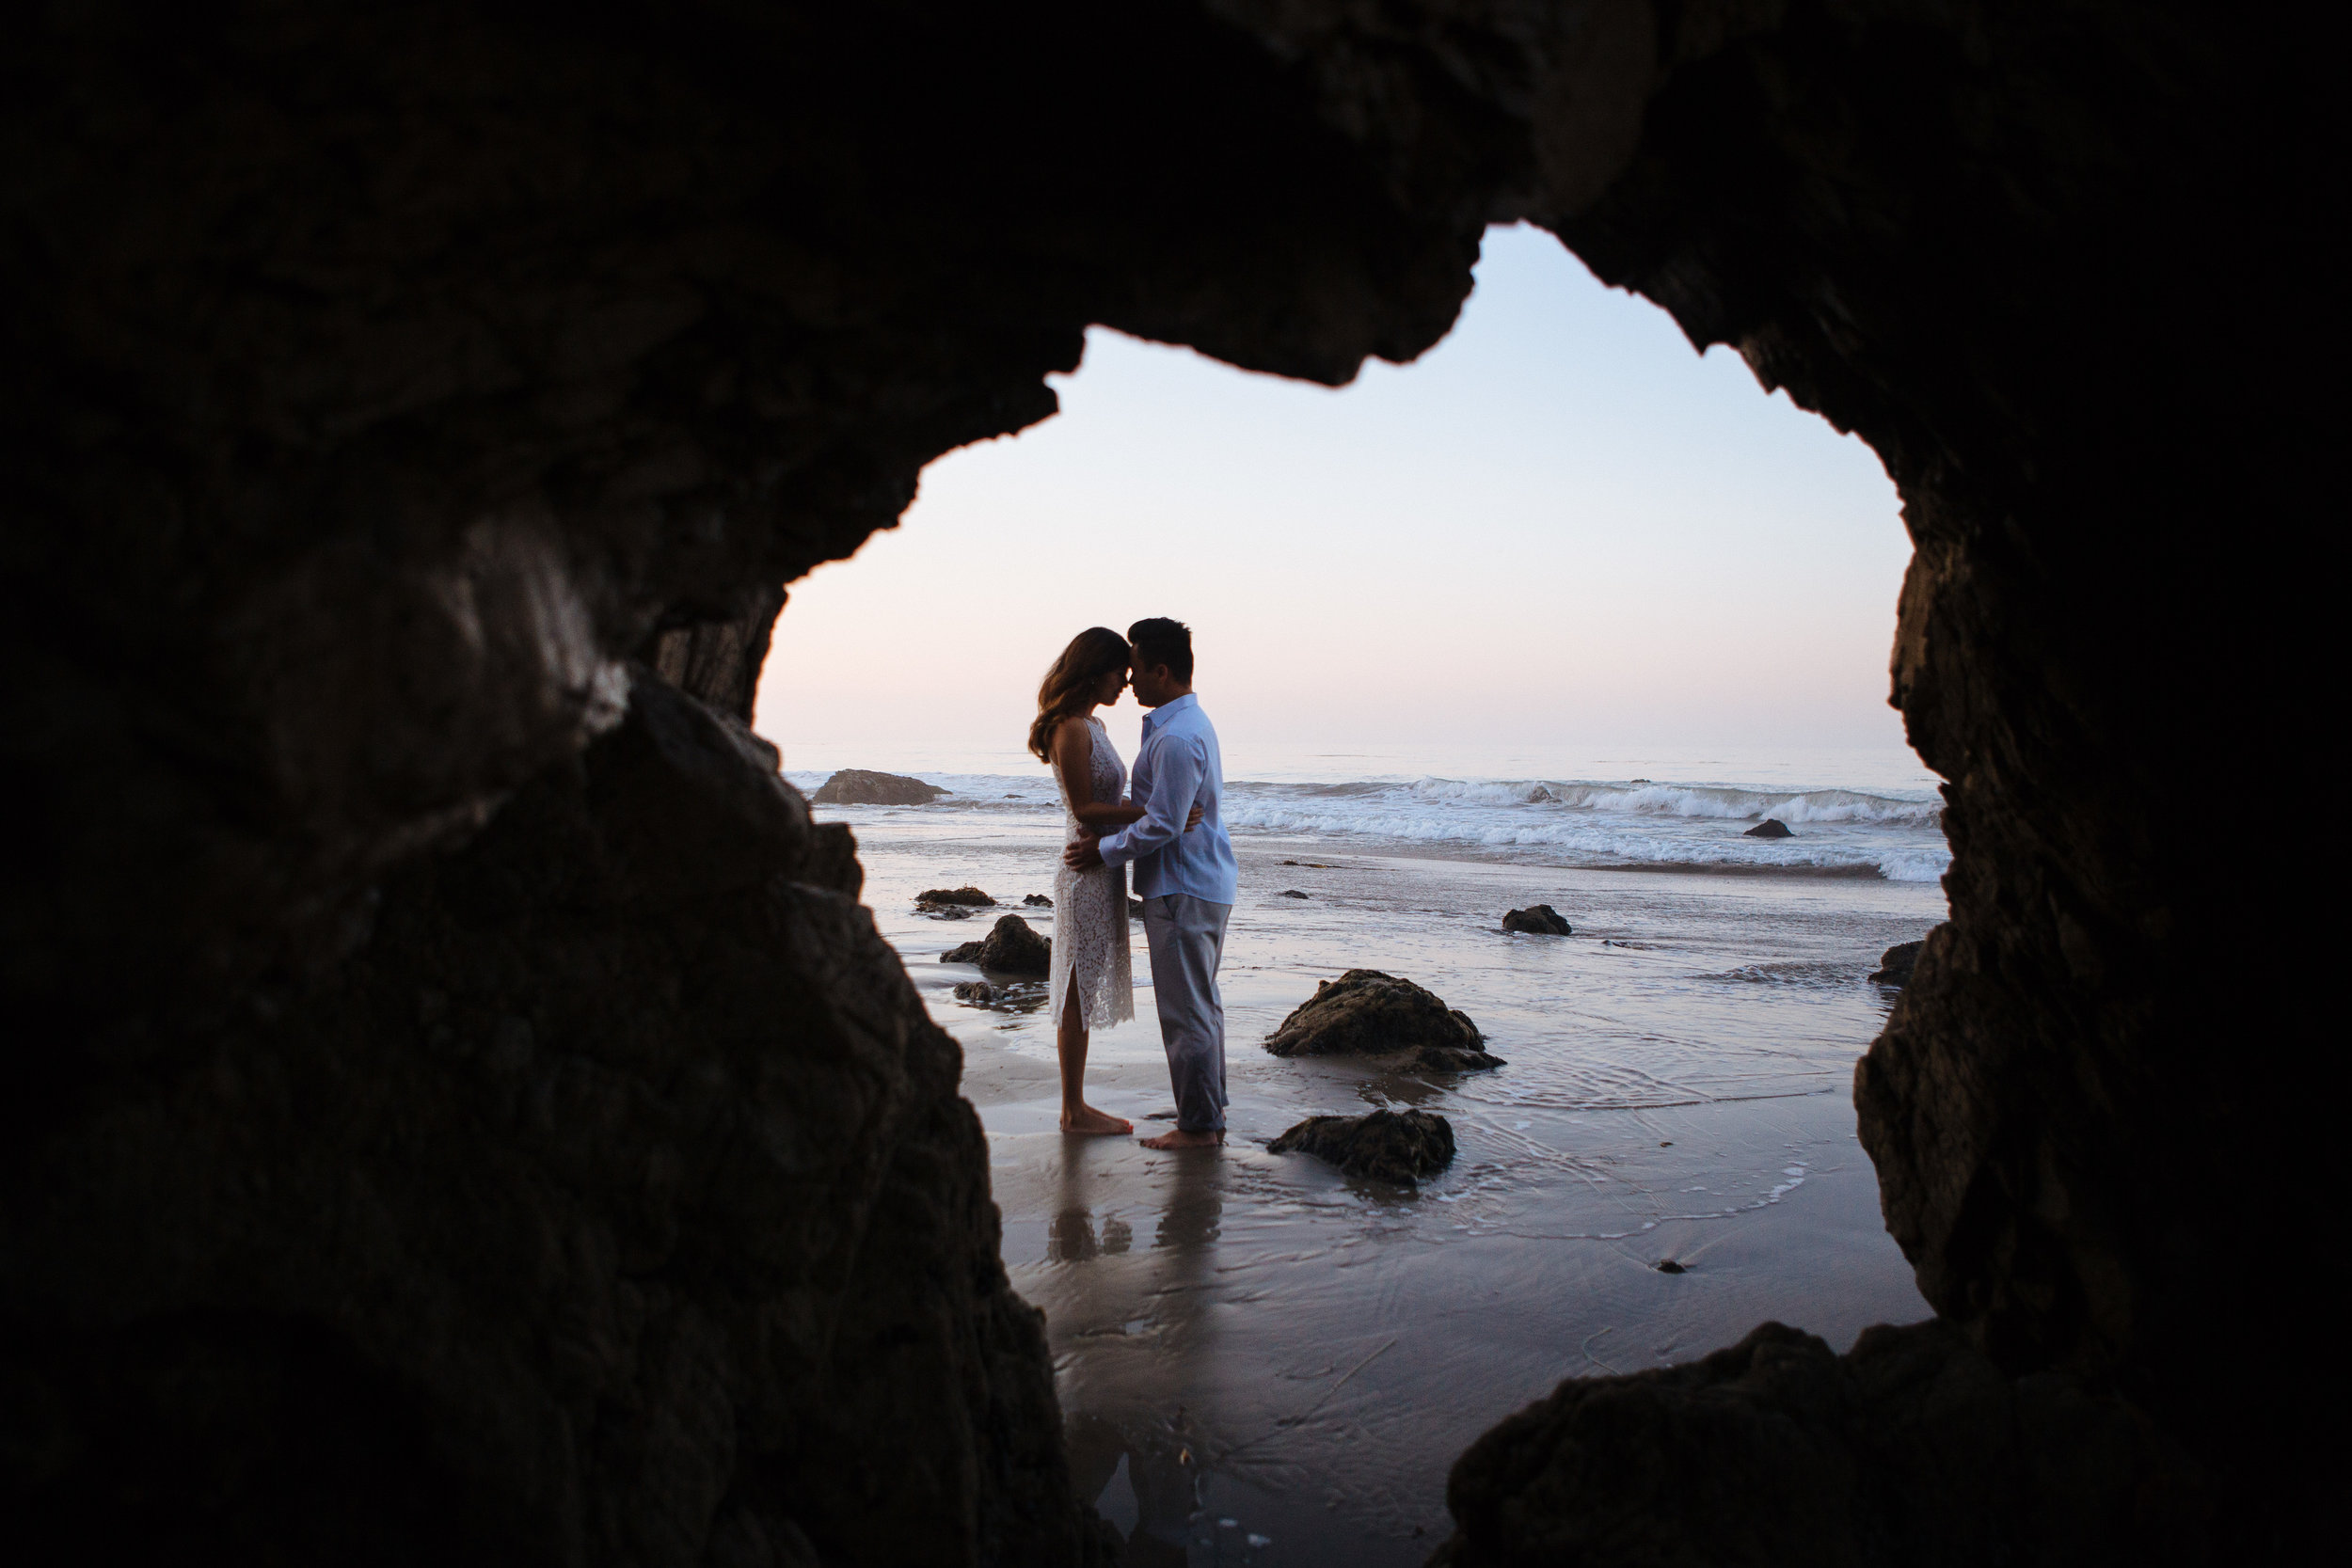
[1053,1136,1232,1563]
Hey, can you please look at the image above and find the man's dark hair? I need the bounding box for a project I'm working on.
[1127,617,1193,683]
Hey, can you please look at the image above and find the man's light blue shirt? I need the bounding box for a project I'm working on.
[1097,692,1238,904]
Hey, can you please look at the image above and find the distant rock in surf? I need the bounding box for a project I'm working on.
[1528,785,1560,802]
[1279,889,1311,899]
[1023,894,1053,907]
[1656,1259,1688,1274]
[1269,1109,1456,1183]
[1870,939,1925,987]
[811,768,947,805]
[1264,970,1504,1070]
[1745,818,1794,839]
[1502,904,1572,936]
[952,980,995,1004]
[940,914,1049,975]
[918,885,994,908]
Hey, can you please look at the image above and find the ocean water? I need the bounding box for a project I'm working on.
[785,742,1948,884]
[810,751,1947,1566]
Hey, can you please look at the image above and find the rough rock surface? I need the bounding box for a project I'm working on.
[1502,905,1572,936]
[941,916,1052,976]
[1264,970,1503,1070]
[1870,940,1926,987]
[1,670,1097,1564]
[918,886,996,908]
[1435,1319,2209,1567]
[1268,1109,1456,1183]
[4,0,2320,1559]
[811,769,948,806]
[1744,818,1794,839]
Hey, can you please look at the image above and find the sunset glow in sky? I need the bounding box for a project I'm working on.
[753,225,1915,777]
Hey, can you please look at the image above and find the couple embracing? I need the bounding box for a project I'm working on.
[1027,618,1235,1150]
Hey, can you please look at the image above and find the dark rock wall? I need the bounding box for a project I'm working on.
[4,1,2322,1561]
[4,670,1091,1564]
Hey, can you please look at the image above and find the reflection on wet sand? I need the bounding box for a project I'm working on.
[1056,1144,1235,1562]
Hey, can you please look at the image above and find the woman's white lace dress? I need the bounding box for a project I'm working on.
[1050,715,1136,1028]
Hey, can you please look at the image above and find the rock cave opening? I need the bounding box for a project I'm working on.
[755,219,1946,1563]
[6,5,2317,1566]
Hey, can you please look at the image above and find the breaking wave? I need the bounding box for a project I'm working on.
[791,768,1951,883]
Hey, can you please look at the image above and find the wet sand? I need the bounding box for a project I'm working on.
[846,809,1941,1566]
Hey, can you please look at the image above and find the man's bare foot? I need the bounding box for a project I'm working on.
[1060,1104,1134,1135]
[1138,1127,1224,1150]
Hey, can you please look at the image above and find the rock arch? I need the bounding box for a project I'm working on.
[3,3,2315,1562]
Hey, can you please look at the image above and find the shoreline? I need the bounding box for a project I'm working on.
[844,811,1941,1564]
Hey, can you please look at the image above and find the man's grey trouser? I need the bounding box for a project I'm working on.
[1142,893,1232,1132]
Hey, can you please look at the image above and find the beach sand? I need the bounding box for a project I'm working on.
[847,808,1942,1566]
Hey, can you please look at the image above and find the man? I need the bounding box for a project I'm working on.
[1065,618,1237,1150]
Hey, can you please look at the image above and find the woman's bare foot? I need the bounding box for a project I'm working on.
[1060,1104,1134,1135]
[1138,1127,1223,1150]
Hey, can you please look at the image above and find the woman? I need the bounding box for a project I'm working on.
[1029,627,1199,1134]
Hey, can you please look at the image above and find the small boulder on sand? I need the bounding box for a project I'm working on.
[1279,889,1311,899]
[1268,1109,1456,1183]
[1744,818,1794,839]
[952,980,996,1004]
[1264,970,1504,1070]
[1023,894,1053,908]
[1502,904,1571,936]
[918,885,995,908]
[941,914,1051,975]
[1870,939,1925,987]
[811,768,948,805]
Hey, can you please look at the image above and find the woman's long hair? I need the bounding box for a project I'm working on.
[1028,627,1129,763]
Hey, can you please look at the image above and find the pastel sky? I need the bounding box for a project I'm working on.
[753,224,1915,776]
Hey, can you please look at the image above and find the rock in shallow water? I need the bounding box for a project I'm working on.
[1502,904,1571,936]
[1263,970,1504,1070]
[1744,818,1794,839]
[1870,939,1925,986]
[918,885,995,907]
[811,768,947,805]
[1433,1320,2209,1567]
[1268,1109,1456,1182]
[1024,894,1053,907]
[941,914,1051,975]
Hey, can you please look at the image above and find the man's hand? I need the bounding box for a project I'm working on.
[1185,803,1205,832]
[1064,836,1105,871]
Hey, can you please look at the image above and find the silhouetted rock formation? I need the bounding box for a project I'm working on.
[942,915,1052,975]
[1744,818,1794,839]
[1871,939,1927,987]
[1265,971,1503,1070]
[646,583,787,724]
[918,885,996,907]
[1435,1320,2208,1567]
[811,769,947,805]
[1502,904,1572,935]
[6,0,2318,1559]
[1269,1109,1457,1183]
[1,669,1095,1563]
